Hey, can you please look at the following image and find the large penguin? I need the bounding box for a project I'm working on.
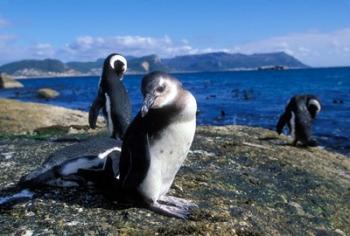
[89,53,131,140]
[79,71,198,219]
[276,94,321,146]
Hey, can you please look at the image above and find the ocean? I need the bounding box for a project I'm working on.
[1,67,349,156]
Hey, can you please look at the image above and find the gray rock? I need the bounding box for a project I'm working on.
[0,125,349,235]
[37,88,60,99]
[0,73,23,89]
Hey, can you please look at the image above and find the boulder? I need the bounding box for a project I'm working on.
[0,73,23,89]
[37,88,60,99]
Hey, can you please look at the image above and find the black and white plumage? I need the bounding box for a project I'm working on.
[117,71,198,218]
[89,53,131,140]
[276,95,321,146]
[81,71,198,218]
[6,71,198,219]
[0,138,121,207]
[0,54,131,206]
[19,137,122,188]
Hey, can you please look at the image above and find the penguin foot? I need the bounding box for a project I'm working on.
[159,195,198,210]
[148,201,191,219]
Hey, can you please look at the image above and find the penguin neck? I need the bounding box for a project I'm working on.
[101,69,123,86]
[144,90,196,133]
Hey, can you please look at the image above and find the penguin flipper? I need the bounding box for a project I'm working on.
[119,114,151,189]
[276,111,291,135]
[89,89,106,129]
[277,97,298,134]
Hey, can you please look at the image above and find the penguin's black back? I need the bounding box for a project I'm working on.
[101,69,132,138]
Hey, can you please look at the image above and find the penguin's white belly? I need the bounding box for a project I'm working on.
[138,119,196,202]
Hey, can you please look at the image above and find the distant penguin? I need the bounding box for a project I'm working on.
[80,71,198,218]
[89,53,131,140]
[276,95,321,146]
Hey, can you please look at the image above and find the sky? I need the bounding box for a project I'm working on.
[0,0,350,67]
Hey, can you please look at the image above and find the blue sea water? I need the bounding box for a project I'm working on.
[0,68,349,156]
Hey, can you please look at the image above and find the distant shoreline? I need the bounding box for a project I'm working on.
[12,67,299,80]
[13,66,350,80]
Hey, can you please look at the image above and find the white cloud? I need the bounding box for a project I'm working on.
[59,35,197,61]
[230,28,350,67]
[0,28,350,66]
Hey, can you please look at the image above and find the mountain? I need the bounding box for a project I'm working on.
[0,59,67,76]
[163,52,307,72]
[0,52,308,77]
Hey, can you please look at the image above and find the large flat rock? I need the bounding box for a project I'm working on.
[0,125,349,235]
[0,99,104,135]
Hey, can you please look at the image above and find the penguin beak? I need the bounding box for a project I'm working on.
[141,94,156,117]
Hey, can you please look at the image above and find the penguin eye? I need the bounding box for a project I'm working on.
[156,85,165,93]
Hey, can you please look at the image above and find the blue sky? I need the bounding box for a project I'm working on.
[0,0,350,66]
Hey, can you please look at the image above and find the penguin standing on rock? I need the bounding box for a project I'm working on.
[89,53,131,140]
[80,71,198,219]
[276,95,321,146]
[119,71,198,218]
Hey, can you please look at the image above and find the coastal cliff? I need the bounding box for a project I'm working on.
[0,99,349,235]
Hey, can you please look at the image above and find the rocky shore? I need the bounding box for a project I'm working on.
[0,99,349,235]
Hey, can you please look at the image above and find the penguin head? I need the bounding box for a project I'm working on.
[104,53,127,78]
[140,71,181,117]
[307,99,321,119]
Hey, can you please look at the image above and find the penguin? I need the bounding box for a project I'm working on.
[89,53,131,140]
[19,137,122,188]
[18,53,131,189]
[79,71,198,218]
[276,95,321,146]
[1,54,131,206]
[0,137,122,207]
[118,71,198,219]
